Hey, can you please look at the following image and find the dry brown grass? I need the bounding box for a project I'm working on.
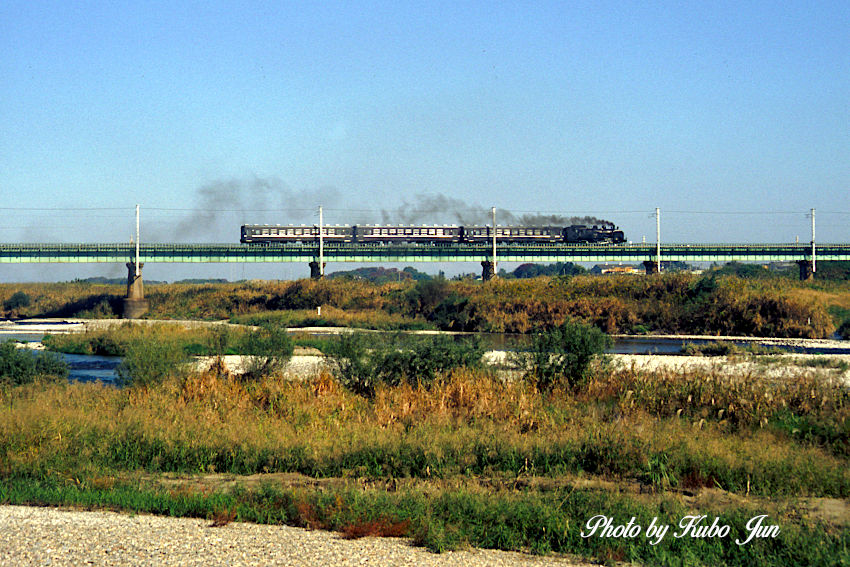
[372,369,540,430]
[2,362,848,497]
[341,518,411,539]
[209,506,238,527]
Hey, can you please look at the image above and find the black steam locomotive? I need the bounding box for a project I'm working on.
[240,223,626,245]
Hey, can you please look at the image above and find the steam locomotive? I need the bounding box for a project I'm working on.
[240,223,626,245]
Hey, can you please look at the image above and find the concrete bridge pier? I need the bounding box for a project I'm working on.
[643,260,659,275]
[481,261,495,281]
[797,260,814,281]
[122,262,149,318]
[309,261,326,279]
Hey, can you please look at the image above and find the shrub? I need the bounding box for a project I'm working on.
[513,319,611,391]
[379,335,485,388]
[838,319,850,340]
[324,333,379,397]
[0,341,68,385]
[429,293,479,331]
[326,333,486,397]
[406,278,451,317]
[239,325,294,381]
[3,291,31,311]
[116,339,189,388]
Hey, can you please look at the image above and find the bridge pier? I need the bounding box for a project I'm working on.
[309,261,326,279]
[122,262,149,319]
[481,261,495,281]
[797,260,814,281]
[643,260,659,275]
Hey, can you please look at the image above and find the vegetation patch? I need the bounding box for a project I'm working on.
[2,332,849,566]
[0,341,67,385]
[5,273,847,337]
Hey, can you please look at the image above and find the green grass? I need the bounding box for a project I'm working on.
[680,342,785,356]
[231,307,433,331]
[1,476,846,566]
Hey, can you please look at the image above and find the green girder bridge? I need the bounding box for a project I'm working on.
[0,242,847,265]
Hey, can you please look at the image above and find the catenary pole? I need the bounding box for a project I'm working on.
[319,205,324,277]
[811,208,816,273]
[492,206,497,274]
[135,204,140,277]
[656,207,661,273]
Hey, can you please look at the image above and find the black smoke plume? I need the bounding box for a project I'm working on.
[380,193,613,227]
[170,177,340,242]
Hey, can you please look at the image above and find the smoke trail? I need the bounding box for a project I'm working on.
[171,177,341,241]
[380,193,613,227]
[381,194,493,225]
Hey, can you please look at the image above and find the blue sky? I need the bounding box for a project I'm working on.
[1,1,847,280]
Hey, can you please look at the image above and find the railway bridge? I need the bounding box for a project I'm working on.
[1,242,847,316]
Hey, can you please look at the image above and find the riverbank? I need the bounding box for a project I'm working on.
[5,318,850,385]
[3,340,848,565]
[0,505,592,567]
[192,351,850,386]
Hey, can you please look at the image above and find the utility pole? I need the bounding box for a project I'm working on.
[492,206,497,273]
[135,204,140,277]
[318,205,324,277]
[655,207,661,273]
[811,208,816,273]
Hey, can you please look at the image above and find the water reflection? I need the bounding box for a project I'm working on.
[63,353,121,384]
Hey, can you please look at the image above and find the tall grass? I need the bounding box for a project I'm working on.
[4,274,846,337]
[1,365,847,497]
[2,357,849,564]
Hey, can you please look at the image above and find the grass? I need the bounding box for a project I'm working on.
[3,275,850,563]
[1,354,849,564]
[2,476,846,565]
[798,357,850,372]
[231,306,433,331]
[4,274,849,337]
[680,342,786,356]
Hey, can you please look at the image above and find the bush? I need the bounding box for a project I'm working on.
[3,291,31,312]
[513,319,611,391]
[326,333,486,397]
[239,325,294,381]
[379,335,485,388]
[0,341,68,385]
[325,333,381,397]
[838,319,850,340]
[116,339,189,388]
[406,278,451,317]
[429,293,479,331]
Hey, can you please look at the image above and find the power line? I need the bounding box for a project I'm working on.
[0,207,131,211]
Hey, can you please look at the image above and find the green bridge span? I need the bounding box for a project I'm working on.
[0,242,847,264]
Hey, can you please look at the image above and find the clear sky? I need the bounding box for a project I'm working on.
[1,1,847,280]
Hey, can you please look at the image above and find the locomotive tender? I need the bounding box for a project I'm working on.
[240,223,626,245]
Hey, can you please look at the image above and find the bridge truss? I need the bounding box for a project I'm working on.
[0,242,847,264]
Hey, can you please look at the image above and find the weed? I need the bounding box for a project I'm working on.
[341,517,411,539]
[325,333,485,397]
[210,506,238,527]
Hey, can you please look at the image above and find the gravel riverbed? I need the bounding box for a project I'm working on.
[0,505,593,567]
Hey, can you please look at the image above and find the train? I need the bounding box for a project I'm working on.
[240,223,626,245]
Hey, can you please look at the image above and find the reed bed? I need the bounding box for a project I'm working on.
[3,274,848,337]
[2,365,847,496]
[2,360,849,564]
